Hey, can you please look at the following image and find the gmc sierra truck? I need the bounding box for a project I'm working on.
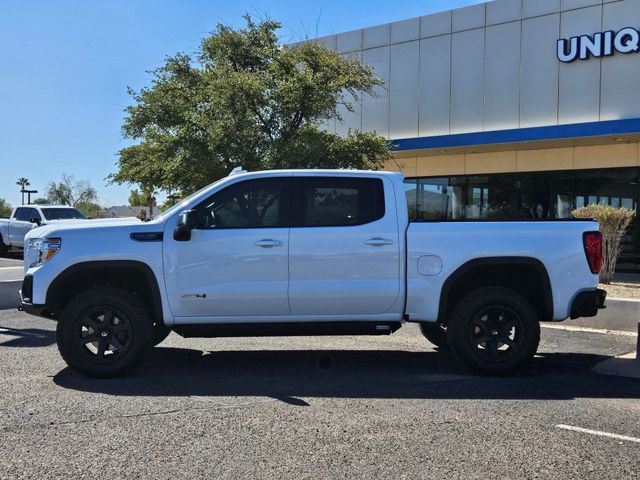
[19,169,606,377]
[0,205,85,256]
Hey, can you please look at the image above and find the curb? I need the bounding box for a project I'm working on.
[0,280,20,310]
[563,298,639,333]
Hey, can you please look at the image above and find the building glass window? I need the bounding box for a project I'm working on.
[414,177,464,220]
[405,166,640,271]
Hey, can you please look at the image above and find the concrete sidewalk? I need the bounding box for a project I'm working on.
[564,297,640,333]
[592,351,640,379]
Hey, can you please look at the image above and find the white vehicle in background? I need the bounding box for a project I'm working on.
[19,169,606,378]
[0,205,86,256]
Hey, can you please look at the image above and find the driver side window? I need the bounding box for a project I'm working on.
[195,178,288,229]
[14,208,30,222]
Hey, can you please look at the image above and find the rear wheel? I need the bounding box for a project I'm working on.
[56,287,154,378]
[447,287,540,376]
[419,323,449,349]
[152,323,171,346]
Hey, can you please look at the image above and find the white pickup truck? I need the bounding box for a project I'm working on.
[0,205,85,256]
[19,169,606,377]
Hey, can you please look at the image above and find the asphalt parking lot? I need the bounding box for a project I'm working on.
[1,301,639,479]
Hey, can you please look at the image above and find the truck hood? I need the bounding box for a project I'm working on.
[27,217,148,239]
[44,217,142,225]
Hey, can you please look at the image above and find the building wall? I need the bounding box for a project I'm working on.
[316,0,640,140]
[385,142,640,177]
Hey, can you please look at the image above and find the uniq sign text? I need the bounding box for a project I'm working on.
[557,27,640,63]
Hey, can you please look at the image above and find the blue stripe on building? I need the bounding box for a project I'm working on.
[392,118,640,151]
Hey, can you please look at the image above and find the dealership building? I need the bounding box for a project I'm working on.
[314,0,640,270]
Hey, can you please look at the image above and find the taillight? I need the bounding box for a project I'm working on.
[583,231,602,274]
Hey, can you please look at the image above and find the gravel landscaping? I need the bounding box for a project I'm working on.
[600,282,640,300]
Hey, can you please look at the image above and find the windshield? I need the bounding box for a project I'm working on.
[41,208,86,220]
[154,178,228,221]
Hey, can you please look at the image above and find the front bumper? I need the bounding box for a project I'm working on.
[570,288,607,319]
[18,274,51,318]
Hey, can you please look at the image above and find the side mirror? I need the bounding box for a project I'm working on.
[173,209,199,241]
[29,218,41,226]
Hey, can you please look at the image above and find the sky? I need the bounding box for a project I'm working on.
[0,0,484,208]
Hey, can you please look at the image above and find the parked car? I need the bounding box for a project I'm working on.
[19,169,606,377]
[0,205,86,256]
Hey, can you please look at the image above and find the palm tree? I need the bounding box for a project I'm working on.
[16,177,30,205]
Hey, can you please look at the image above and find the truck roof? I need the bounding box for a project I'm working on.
[18,204,79,209]
[228,169,405,179]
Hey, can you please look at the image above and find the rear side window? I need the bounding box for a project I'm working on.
[292,177,385,227]
[14,208,30,221]
[195,178,289,229]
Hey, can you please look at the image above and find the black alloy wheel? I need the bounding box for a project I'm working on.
[75,306,134,362]
[468,305,524,362]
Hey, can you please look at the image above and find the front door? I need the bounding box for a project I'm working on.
[164,177,291,318]
[9,207,34,247]
[288,175,401,316]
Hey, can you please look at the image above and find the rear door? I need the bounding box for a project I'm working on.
[288,175,401,316]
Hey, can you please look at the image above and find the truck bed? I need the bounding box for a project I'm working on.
[405,219,600,322]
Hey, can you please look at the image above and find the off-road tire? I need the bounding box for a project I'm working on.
[419,323,449,349]
[56,287,154,378]
[0,236,8,257]
[152,323,171,346]
[447,287,540,376]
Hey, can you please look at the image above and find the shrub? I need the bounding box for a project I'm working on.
[0,198,12,218]
[572,204,635,284]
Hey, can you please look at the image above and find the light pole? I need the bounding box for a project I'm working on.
[21,189,38,205]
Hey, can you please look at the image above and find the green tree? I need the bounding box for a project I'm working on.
[110,16,391,195]
[75,202,103,219]
[16,177,30,205]
[31,198,49,205]
[0,198,11,218]
[46,174,98,207]
[159,193,182,212]
[129,188,157,217]
[128,189,146,206]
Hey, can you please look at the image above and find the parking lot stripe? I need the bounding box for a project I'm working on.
[556,424,640,444]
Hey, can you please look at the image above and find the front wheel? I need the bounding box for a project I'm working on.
[447,287,540,376]
[56,287,154,378]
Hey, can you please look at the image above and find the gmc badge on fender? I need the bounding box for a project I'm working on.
[557,27,640,63]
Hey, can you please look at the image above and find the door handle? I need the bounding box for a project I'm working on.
[254,239,283,248]
[365,237,394,247]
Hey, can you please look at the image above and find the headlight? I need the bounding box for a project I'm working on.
[27,237,61,268]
